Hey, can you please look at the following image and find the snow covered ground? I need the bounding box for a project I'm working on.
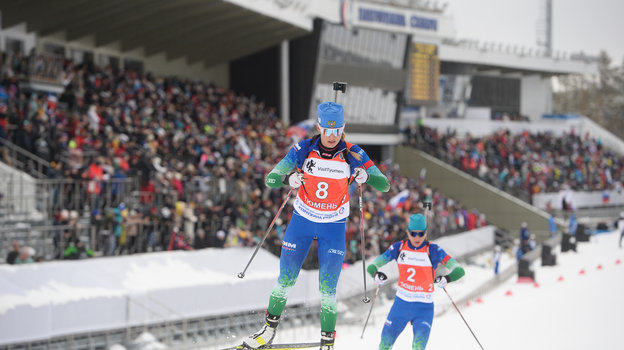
[216,231,624,350]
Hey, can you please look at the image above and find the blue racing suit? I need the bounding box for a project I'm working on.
[264,136,389,332]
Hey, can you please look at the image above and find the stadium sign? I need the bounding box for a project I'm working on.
[358,7,437,31]
[341,0,450,38]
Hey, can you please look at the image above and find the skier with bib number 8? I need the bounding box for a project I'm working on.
[243,102,390,349]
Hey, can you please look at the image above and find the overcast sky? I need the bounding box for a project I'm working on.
[444,0,624,65]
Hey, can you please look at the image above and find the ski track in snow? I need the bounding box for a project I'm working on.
[214,231,624,350]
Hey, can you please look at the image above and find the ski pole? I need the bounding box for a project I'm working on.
[423,200,483,348]
[442,287,485,350]
[359,184,371,303]
[238,188,293,278]
[360,284,381,338]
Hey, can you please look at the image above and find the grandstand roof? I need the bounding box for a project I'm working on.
[0,0,308,68]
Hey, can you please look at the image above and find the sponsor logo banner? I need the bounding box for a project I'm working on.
[294,198,349,223]
[303,158,349,179]
[396,288,434,303]
[397,251,432,267]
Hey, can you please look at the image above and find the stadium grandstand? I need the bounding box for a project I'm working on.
[0,1,616,350]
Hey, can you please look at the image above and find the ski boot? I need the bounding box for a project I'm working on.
[242,313,280,349]
[319,331,335,350]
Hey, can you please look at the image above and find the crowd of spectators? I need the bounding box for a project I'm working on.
[1,50,487,266]
[4,240,37,264]
[340,161,488,265]
[406,124,624,204]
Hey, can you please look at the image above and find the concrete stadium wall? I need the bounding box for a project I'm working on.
[0,162,39,219]
[439,43,597,76]
[38,32,231,87]
[579,117,624,157]
[420,117,574,138]
[533,190,624,210]
[394,146,556,240]
[521,74,552,121]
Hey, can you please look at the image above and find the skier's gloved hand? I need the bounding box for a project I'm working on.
[287,173,304,188]
[353,167,369,184]
[434,275,448,289]
[374,271,388,286]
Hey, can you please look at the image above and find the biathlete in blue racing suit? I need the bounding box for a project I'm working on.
[243,102,390,350]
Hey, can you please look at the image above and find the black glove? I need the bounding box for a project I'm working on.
[374,271,388,286]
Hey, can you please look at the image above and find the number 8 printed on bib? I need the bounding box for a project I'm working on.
[293,153,351,223]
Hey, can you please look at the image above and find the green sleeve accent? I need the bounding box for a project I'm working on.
[444,258,465,282]
[366,254,392,277]
[264,150,298,188]
[86,249,94,257]
[366,264,377,277]
[365,166,390,192]
[265,172,285,189]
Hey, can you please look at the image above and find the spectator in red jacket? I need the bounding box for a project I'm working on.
[167,226,193,251]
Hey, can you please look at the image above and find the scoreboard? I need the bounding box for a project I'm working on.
[408,42,439,105]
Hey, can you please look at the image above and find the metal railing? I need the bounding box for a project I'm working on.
[0,137,50,179]
[0,223,90,261]
[39,177,139,214]
[26,53,65,84]
[0,212,184,262]
[0,175,139,220]
[0,303,322,350]
[58,149,101,172]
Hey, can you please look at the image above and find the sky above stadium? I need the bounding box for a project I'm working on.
[444,0,624,65]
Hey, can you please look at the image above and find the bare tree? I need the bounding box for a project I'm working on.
[553,51,624,139]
